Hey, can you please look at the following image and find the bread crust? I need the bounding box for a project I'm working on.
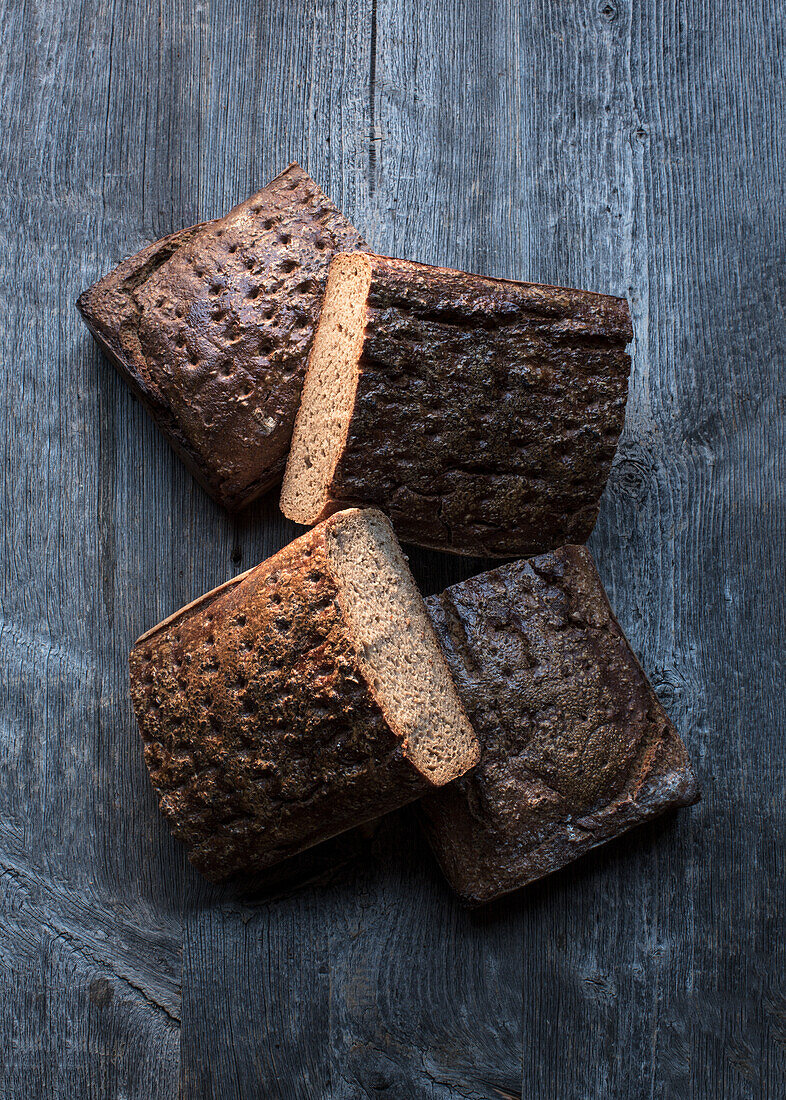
[421,546,699,904]
[77,164,366,511]
[313,254,633,556]
[130,513,441,881]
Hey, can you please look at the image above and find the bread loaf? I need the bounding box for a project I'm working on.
[129,508,479,881]
[420,546,699,904]
[77,164,366,511]
[281,253,632,556]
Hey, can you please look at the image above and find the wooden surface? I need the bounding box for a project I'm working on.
[2,0,784,1096]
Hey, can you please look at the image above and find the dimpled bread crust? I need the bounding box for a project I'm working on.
[77,164,367,511]
[280,252,633,557]
[129,509,478,881]
[420,546,699,904]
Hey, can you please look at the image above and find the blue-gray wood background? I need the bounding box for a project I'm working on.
[2,0,784,1096]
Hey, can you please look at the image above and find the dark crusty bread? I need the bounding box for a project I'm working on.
[280,252,632,557]
[77,164,366,511]
[420,546,699,904]
[129,508,479,881]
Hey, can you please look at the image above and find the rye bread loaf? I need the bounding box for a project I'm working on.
[280,252,633,556]
[420,546,699,904]
[77,164,367,511]
[129,508,479,881]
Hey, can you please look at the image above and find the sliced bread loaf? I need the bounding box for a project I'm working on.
[78,163,366,511]
[280,253,632,556]
[129,508,479,881]
[420,547,699,904]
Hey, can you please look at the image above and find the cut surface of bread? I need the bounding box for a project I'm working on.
[78,163,367,511]
[129,508,478,881]
[282,254,372,519]
[281,252,633,556]
[325,509,478,784]
[420,546,699,904]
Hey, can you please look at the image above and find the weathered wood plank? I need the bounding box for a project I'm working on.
[513,1,786,1097]
[2,0,783,1096]
[175,1,373,1095]
[0,0,194,1092]
[312,3,528,1097]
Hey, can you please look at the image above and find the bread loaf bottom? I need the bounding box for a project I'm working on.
[130,508,478,881]
[421,547,699,904]
[78,163,367,511]
[281,252,632,557]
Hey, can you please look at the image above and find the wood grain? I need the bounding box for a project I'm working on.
[1,0,783,1096]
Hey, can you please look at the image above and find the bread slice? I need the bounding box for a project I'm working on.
[77,164,367,511]
[129,508,479,881]
[420,547,699,904]
[280,252,633,557]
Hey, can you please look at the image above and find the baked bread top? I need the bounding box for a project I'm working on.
[421,546,699,903]
[78,164,366,510]
[130,509,478,881]
[281,252,633,556]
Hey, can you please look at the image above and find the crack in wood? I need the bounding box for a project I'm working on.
[368,0,379,196]
[0,832,181,1024]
